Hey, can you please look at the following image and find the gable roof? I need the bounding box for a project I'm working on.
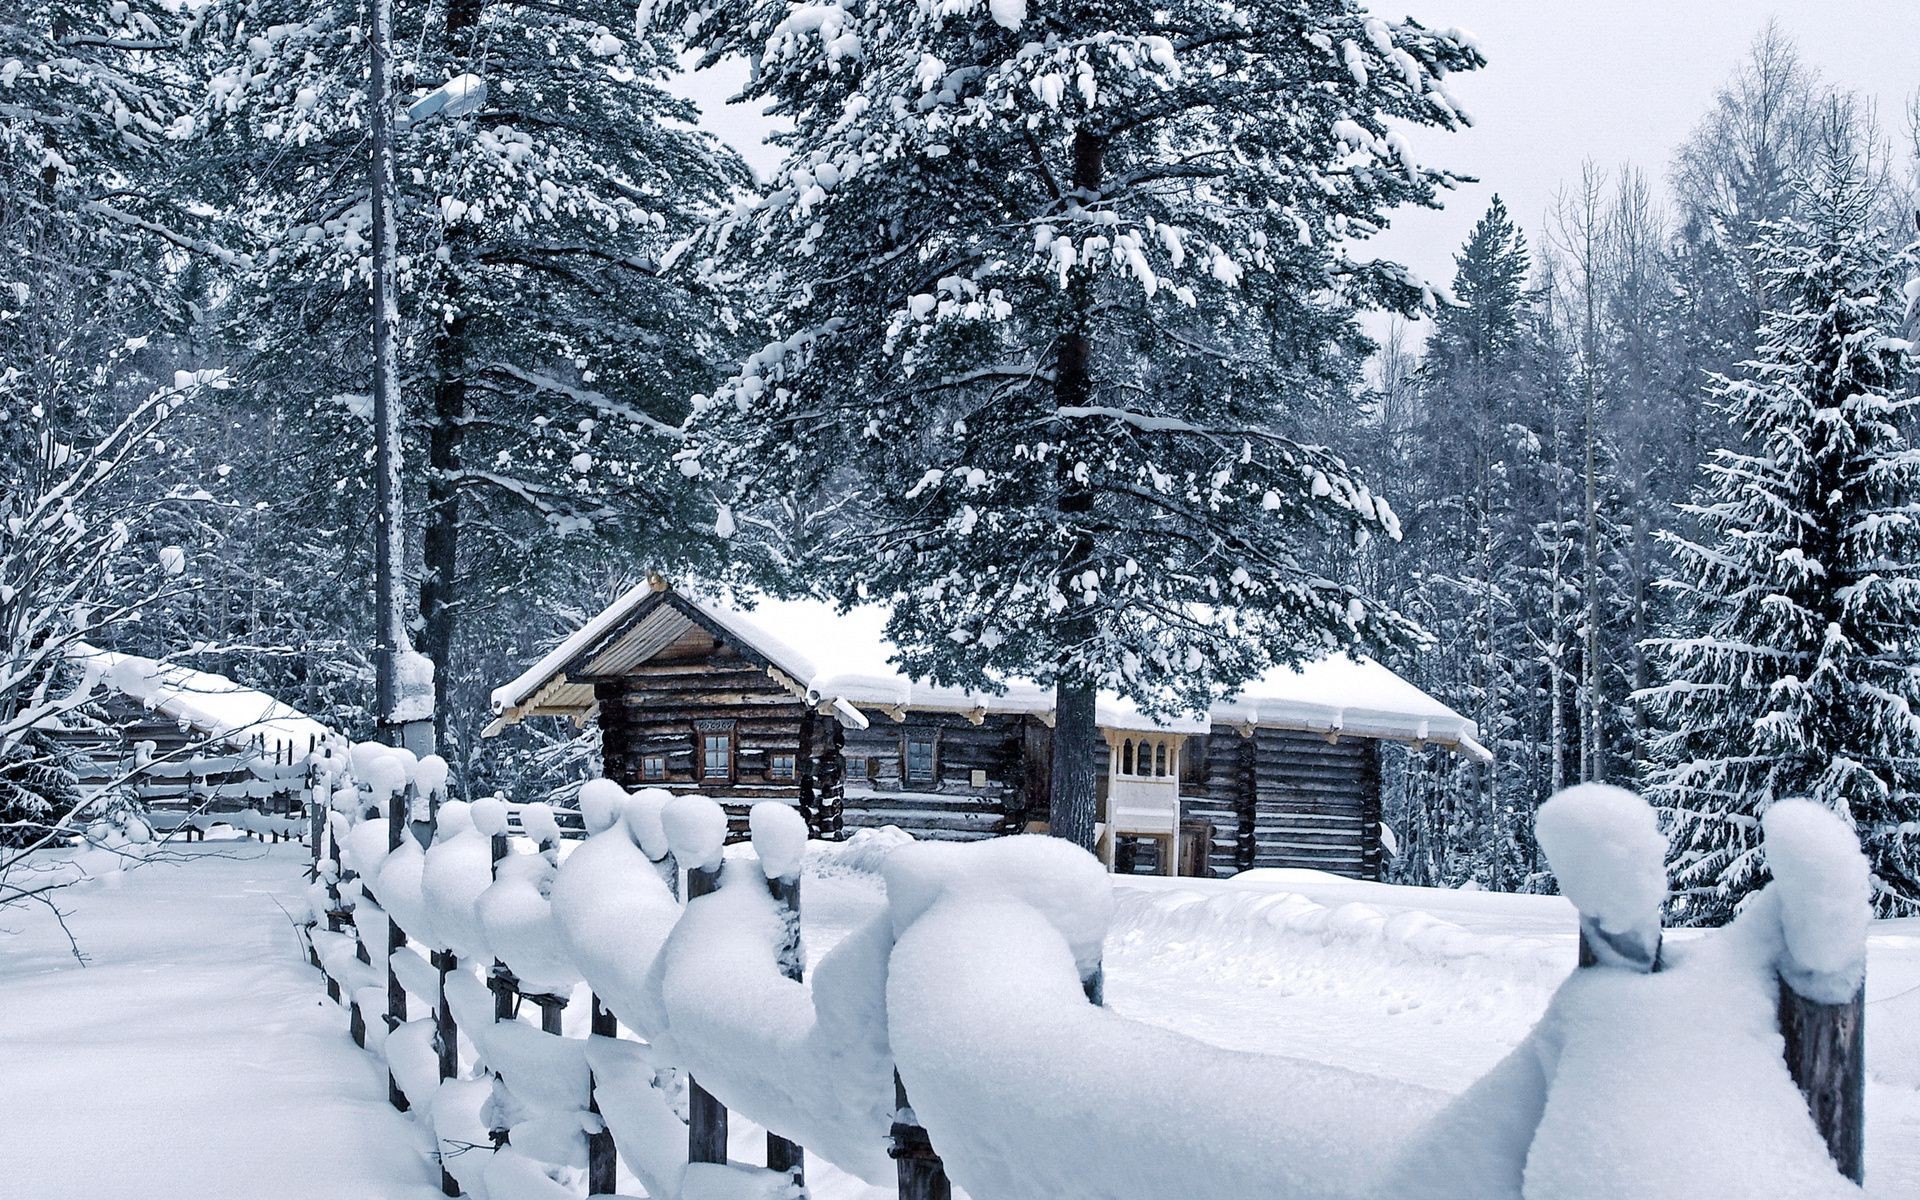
[488,577,1490,760]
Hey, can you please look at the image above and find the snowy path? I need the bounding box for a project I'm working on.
[0,841,442,1200]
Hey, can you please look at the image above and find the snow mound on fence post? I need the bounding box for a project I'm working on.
[625,787,673,862]
[377,835,436,950]
[1535,783,1666,942]
[883,834,1112,977]
[1380,787,1867,1200]
[750,800,807,880]
[1761,799,1869,1004]
[344,804,392,877]
[577,778,628,834]
[653,859,896,1183]
[477,848,580,996]
[420,800,495,961]
[547,799,680,1035]
[885,888,1442,1199]
[662,794,728,871]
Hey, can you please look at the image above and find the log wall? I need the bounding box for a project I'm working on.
[1177,729,1381,879]
[592,626,1038,843]
[593,626,810,831]
[587,617,1381,871]
[840,713,1031,841]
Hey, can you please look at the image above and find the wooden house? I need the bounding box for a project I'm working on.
[487,578,1489,880]
[55,644,332,838]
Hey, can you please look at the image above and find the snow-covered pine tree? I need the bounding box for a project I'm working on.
[1644,125,1920,921]
[2,0,218,461]
[193,0,748,749]
[1383,197,1557,888]
[673,0,1483,846]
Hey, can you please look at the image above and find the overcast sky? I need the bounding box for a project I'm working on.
[667,2,1919,314]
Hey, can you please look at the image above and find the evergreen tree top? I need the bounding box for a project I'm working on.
[674,0,1485,716]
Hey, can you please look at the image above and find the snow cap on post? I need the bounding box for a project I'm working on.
[414,753,451,800]
[662,794,728,871]
[1763,799,1870,1004]
[348,739,390,781]
[434,798,475,842]
[577,778,628,835]
[469,795,510,838]
[1537,783,1667,971]
[624,788,673,861]
[520,801,562,850]
[750,801,808,880]
[363,753,408,804]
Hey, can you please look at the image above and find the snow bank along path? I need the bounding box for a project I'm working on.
[0,840,443,1200]
[301,742,1906,1200]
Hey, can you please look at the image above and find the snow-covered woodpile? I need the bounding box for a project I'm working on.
[306,746,1870,1200]
[486,577,1488,881]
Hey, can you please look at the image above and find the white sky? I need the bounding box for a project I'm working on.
[669,2,1918,316]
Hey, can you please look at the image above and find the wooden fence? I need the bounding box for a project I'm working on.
[305,773,1871,1197]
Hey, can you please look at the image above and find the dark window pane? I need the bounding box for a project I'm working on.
[906,734,936,783]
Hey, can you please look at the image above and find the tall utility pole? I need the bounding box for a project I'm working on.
[369,0,412,748]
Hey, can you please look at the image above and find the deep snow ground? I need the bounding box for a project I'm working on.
[0,840,442,1200]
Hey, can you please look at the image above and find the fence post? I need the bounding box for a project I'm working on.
[305,760,324,972]
[1778,978,1865,1182]
[387,783,411,1112]
[348,799,378,1049]
[424,792,459,1199]
[1763,800,1869,1184]
[587,996,619,1195]
[685,860,729,1166]
[765,858,804,1185]
[324,789,346,1004]
[890,1070,950,1200]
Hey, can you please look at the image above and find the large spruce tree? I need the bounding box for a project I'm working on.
[1645,127,1920,921]
[674,0,1484,845]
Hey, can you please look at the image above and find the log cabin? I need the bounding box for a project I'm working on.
[487,577,1489,880]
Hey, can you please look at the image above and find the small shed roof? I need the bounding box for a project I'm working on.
[489,578,1490,760]
[67,643,334,760]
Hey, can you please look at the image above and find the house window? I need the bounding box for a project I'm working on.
[1122,739,1135,775]
[770,753,796,780]
[905,732,937,784]
[695,720,735,783]
[1154,742,1168,777]
[1180,737,1208,785]
[641,755,667,781]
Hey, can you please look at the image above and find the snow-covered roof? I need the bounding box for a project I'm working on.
[488,578,1489,759]
[67,643,334,759]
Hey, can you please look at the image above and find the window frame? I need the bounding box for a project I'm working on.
[769,752,797,781]
[640,754,667,782]
[903,730,939,785]
[694,719,736,784]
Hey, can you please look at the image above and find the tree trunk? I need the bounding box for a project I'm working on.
[368,0,404,732]
[419,312,466,750]
[410,0,485,751]
[1046,125,1105,853]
